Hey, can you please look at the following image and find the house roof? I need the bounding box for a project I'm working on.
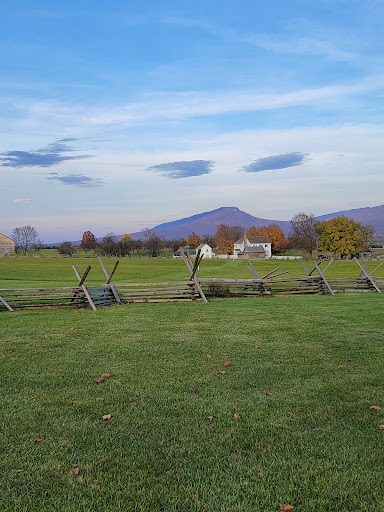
[0,233,14,242]
[196,243,211,250]
[247,236,270,244]
[234,236,271,245]
[243,245,265,253]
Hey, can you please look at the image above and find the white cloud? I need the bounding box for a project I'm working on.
[13,198,32,203]
[2,75,383,131]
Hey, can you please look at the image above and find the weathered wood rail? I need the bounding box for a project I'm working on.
[0,285,115,311]
[1,257,383,312]
[199,276,325,297]
[114,281,199,303]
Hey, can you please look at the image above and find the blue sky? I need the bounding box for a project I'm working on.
[1,0,384,242]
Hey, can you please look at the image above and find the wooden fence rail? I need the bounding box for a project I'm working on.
[1,258,383,313]
[115,281,199,303]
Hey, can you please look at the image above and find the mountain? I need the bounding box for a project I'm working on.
[127,204,384,240]
[54,204,384,245]
[129,207,291,240]
[316,204,384,237]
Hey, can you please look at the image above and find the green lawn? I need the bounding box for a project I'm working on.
[1,256,383,289]
[1,292,384,511]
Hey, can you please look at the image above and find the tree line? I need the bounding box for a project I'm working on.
[11,212,376,258]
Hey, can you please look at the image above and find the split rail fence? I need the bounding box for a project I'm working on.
[0,255,382,313]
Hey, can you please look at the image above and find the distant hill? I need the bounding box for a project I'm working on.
[129,207,291,240]
[56,204,384,245]
[126,204,384,240]
[316,204,384,237]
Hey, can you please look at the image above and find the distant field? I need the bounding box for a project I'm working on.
[1,294,383,511]
[0,257,383,289]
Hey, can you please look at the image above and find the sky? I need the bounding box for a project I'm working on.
[1,0,384,243]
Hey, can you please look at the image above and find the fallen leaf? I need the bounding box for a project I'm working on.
[254,345,260,349]
[206,354,212,359]
[208,416,214,420]
[70,327,75,331]
[218,371,226,375]
[189,388,199,394]
[101,414,112,420]
[370,405,382,411]
[73,464,80,475]
[337,365,343,368]
[234,413,240,419]
[379,425,384,430]
[95,397,104,401]
[265,392,273,397]
[16,469,24,473]
[93,377,104,383]
[280,505,294,511]
[74,311,78,314]
[101,373,111,378]
[34,438,42,443]
[224,359,231,367]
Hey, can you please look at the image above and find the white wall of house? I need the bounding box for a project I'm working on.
[196,243,214,259]
[248,240,272,259]
[233,238,272,259]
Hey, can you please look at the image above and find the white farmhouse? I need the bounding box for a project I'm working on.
[233,236,272,260]
[196,243,214,259]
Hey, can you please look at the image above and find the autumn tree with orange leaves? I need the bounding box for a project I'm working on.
[81,230,97,252]
[186,232,201,247]
[246,224,288,254]
[215,224,245,255]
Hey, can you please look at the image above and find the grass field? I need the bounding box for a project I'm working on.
[1,256,383,289]
[1,259,384,511]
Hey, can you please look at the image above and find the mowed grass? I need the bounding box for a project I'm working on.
[1,256,383,289]
[1,291,384,511]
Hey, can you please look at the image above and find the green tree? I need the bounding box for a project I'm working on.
[316,215,374,258]
[58,241,76,256]
[99,233,119,256]
[120,234,133,256]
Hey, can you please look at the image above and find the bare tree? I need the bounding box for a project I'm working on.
[99,232,119,256]
[142,228,163,257]
[12,225,39,255]
[32,239,44,253]
[289,213,319,256]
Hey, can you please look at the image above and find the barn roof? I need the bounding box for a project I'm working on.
[247,236,270,244]
[243,245,265,253]
[0,233,14,242]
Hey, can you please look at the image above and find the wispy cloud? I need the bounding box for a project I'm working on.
[13,198,32,203]
[246,35,357,61]
[5,76,381,130]
[242,153,309,173]
[47,173,104,187]
[0,139,91,168]
[146,160,214,179]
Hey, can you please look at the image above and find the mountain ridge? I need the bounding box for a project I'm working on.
[63,204,384,245]
[127,204,384,240]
